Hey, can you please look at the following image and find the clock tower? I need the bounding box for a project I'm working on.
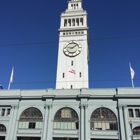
[56,0,89,89]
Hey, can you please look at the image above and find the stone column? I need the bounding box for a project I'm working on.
[46,105,52,140]
[79,18,82,26]
[123,106,131,140]
[118,105,126,140]
[42,105,49,140]
[80,104,84,140]
[5,106,14,140]
[11,106,19,140]
[84,105,89,140]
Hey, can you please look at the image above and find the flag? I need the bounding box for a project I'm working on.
[0,84,3,89]
[130,65,135,79]
[69,68,76,74]
[10,67,14,83]
[8,67,14,90]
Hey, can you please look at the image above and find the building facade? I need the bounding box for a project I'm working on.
[0,0,140,140]
[0,88,140,140]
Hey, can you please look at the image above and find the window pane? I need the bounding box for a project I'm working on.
[57,122,61,129]
[1,109,5,116]
[0,124,6,132]
[18,122,22,128]
[25,122,29,128]
[71,122,75,129]
[133,126,140,135]
[54,107,79,130]
[53,122,57,129]
[35,122,39,129]
[91,107,117,131]
[135,109,140,117]
[7,109,10,116]
[60,122,64,129]
[64,122,68,129]
[68,122,71,129]
[22,122,26,128]
[129,109,134,117]
[29,122,35,129]
[102,122,106,130]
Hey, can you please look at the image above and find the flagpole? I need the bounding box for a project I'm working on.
[132,78,134,88]
[8,80,11,90]
[8,67,14,90]
[129,63,134,88]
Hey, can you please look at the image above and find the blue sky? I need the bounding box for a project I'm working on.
[0,0,140,89]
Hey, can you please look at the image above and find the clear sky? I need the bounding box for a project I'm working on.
[0,0,140,89]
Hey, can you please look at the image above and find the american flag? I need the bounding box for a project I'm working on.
[69,68,76,74]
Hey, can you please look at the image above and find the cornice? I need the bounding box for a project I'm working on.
[58,27,89,32]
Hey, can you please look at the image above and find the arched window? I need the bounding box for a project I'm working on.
[90,107,117,131]
[0,124,6,132]
[133,126,140,135]
[54,107,79,130]
[18,107,43,129]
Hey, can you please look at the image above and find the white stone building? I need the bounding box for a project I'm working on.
[0,1,140,140]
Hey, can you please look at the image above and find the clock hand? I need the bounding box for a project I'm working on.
[68,44,77,49]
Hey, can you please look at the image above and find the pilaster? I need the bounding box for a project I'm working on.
[6,105,19,140]
[42,105,49,140]
[80,104,84,140]
[118,105,126,140]
[123,106,131,140]
[84,104,89,140]
[0,109,1,116]
[12,106,19,140]
[46,105,53,140]
[5,106,14,140]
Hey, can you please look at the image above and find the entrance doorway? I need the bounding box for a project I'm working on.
[53,138,78,140]
[17,137,40,140]
[91,139,118,140]
[0,136,5,140]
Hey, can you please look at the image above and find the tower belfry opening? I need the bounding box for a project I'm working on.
[56,0,89,89]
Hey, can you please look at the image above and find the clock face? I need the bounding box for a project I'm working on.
[61,108,72,118]
[63,41,82,57]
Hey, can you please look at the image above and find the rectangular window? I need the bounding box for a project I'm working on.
[71,85,73,89]
[76,18,79,26]
[1,109,5,116]
[71,61,73,66]
[72,19,75,26]
[129,109,134,117]
[29,122,36,129]
[64,19,67,27]
[79,72,82,77]
[80,18,83,25]
[110,123,115,130]
[68,19,71,26]
[7,109,10,116]
[135,109,140,117]
[63,73,65,78]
